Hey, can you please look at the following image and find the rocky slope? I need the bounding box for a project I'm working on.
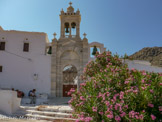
[129,47,162,67]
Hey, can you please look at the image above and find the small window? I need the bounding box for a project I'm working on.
[0,66,2,72]
[0,42,5,51]
[23,43,29,52]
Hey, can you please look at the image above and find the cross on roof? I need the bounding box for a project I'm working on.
[83,33,87,38]
[53,33,57,38]
[69,2,72,6]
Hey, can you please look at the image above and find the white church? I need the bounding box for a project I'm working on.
[0,3,161,98]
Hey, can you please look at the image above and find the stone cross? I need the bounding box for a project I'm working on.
[53,33,57,38]
[69,2,72,6]
[83,33,87,38]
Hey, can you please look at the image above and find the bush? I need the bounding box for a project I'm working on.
[69,51,162,122]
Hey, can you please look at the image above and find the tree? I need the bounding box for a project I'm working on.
[69,51,162,122]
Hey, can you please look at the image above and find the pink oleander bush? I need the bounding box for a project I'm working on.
[68,51,162,122]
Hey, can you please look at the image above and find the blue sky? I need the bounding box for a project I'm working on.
[0,0,162,56]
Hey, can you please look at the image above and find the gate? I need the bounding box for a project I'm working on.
[63,85,77,97]
[62,65,78,97]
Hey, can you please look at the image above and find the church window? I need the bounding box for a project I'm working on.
[0,42,5,51]
[0,66,2,72]
[23,43,29,52]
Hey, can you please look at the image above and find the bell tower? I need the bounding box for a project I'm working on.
[51,2,88,97]
[60,2,81,40]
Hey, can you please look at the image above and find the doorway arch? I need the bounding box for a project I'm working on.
[62,65,78,97]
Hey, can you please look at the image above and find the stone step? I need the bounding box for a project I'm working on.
[36,106,73,113]
[25,114,76,122]
[26,110,72,118]
[20,106,37,110]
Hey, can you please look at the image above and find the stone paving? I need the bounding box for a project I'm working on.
[0,98,75,122]
[0,114,48,122]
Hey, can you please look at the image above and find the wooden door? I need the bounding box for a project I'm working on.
[63,85,77,97]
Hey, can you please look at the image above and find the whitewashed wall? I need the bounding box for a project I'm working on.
[124,59,162,73]
[0,30,51,96]
[0,90,21,115]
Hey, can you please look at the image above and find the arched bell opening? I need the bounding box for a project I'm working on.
[64,22,70,37]
[62,65,78,97]
[90,45,101,57]
[71,22,76,37]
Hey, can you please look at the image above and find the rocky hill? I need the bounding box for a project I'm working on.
[129,47,162,67]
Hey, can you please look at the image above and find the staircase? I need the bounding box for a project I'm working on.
[14,105,76,122]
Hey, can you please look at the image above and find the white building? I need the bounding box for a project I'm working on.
[0,27,51,95]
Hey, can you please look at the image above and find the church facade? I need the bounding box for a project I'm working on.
[0,3,106,97]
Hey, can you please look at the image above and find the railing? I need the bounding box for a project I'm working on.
[65,35,76,38]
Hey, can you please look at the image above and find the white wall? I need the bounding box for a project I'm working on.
[0,90,21,115]
[124,59,162,73]
[0,30,51,96]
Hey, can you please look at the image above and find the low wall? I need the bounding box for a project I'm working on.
[0,90,21,115]
[124,59,162,73]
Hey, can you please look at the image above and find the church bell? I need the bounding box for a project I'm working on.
[65,27,69,33]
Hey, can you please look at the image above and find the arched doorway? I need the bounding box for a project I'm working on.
[63,65,78,97]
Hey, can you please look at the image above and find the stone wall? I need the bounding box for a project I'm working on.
[0,90,21,115]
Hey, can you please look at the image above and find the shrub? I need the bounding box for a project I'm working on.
[69,51,162,122]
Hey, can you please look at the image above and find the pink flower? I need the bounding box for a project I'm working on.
[80,96,85,101]
[141,79,145,83]
[120,91,124,99]
[115,104,118,110]
[85,117,93,122]
[80,83,86,86]
[105,101,110,106]
[115,115,121,121]
[151,114,156,120]
[142,71,147,75]
[159,106,162,111]
[107,114,113,119]
[120,112,126,117]
[139,114,144,120]
[148,103,154,108]
[142,110,145,113]
[107,58,111,62]
[124,105,128,109]
[129,111,135,118]
[149,89,154,93]
[92,107,97,112]
[135,115,139,119]
[99,111,104,115]
[124,81,129,84]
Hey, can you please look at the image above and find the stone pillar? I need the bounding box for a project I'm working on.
[82,37,89,84]
[76,22,80,38]
[69,23,72,38]
[51,38,57,97]
[57,62,62,97]
[60,21,65,38]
